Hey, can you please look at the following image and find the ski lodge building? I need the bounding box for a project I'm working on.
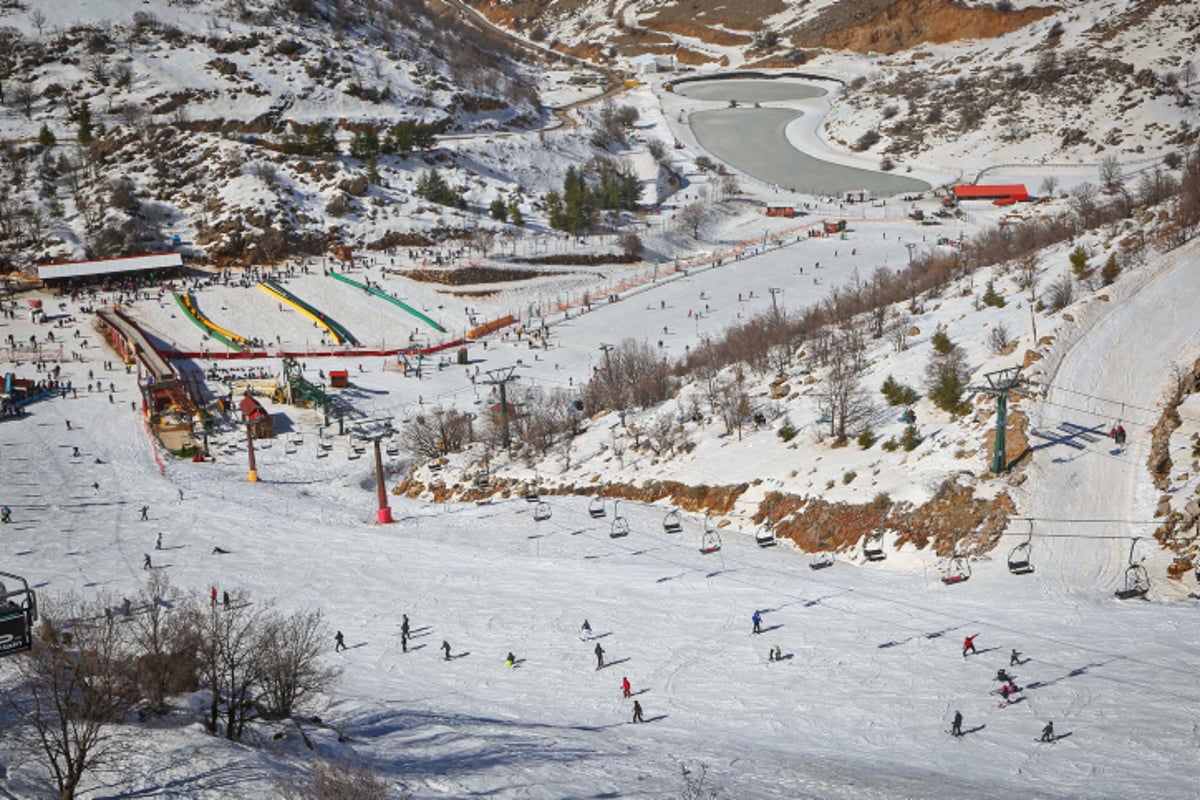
[37,252,184,289]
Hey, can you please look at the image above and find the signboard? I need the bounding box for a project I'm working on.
[0,605,33,655]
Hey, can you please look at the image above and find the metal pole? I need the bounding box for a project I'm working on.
[374,438,393,523]
[246,422,259,482]
[992,392,1008,474]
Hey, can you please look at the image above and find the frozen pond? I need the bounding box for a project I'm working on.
[690,106,930,197]
[673,78,827,102]
[673,77,930,197]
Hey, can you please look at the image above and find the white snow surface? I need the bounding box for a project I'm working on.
[2,229,1200,797]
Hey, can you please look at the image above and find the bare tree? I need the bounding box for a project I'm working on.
[191,596,268,741]
[257,608,341,720]
[1099,154,1123,193]
[816,336,872,443]
[6,595,140,800]
[401,407,474,459]
[1038,174,1059,198]
[676,202,705,237]
[279,755,392,800]
[128,571,196,715]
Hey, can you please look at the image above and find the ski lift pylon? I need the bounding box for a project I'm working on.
[610,500,629,538]
[663,508,683,534]
[1007,521,1035,575]
[1115,537,1150,599]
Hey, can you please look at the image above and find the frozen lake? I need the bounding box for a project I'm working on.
[676,78,931,198]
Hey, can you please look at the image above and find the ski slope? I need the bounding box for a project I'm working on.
[2,238,1200,798]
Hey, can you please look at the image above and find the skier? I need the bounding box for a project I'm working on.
[140,505,149,521]
[962,633,978,657]
[210,586,218,607]
[401,614,410,640]
[335,631,346,652]
[622,676,631,698]
[580,619,592,640]
[1040,721,1055,742]
[72,446,80,457]
[752,609,762,634]
[769,645,782,662]
[632,700,644,724]
[951,710,963,736]
[92,481,100,494]
[1010,648,1022,666]
[178,488,184,502]
[155,532,163,550]
[222,590,230,609]
[442,640,452,661]
[1,506,10,524]
[65,420,71,431]
[996,668,1010,683]
[506,652,516,668]
[999,683,1014,704]
[142,553,152,570]
[1116,425,1127,446]
[594,642,605,670]
[401,629,409,653]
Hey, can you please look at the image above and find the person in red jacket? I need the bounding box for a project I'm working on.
[962,634,978,657]
[621,676,631,698]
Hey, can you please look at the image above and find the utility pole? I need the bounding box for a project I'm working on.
[482,366,519,450]
[767,287,783,314]
[598,342,614,373]
[969,365,1027,474]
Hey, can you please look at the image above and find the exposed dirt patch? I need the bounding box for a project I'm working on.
[794,0,1058,55]
[755,478,1013,557]
[390,265,566,286]
[642,18,753,47]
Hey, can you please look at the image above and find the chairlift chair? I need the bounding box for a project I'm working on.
[588,496,606,518]
[610,500,630,539]
[700,529,722,555]
[863,530,887,562]
[1115,537,1150,599]
[809,532,833,569]
[523,482,540,502]
[942,533,971,584]
[474,469,490,488]
[756,525,777,548]
[533,501,552,522]
[1007,524,1035,575]
[385,440,400,456]
[0,571,39,657]
[662,508,683,534]
[284,440,297,455]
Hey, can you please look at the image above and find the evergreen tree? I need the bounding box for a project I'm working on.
[77,101,93,145]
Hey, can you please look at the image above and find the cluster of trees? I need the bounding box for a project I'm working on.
[544,158,641,234]
[348,119,441,160]
[2,574,339,799]
[415,168,464,208]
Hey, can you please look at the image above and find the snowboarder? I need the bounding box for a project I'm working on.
[632,700,644,723]
[506,652,516,668]
[580,619,592,640]
[962,633,978,657]
[752,609,762,634]
[140,505,149,521]
[210,586,218,607]
[155,532,163,550]
[594,642,605,670]
[0,506,10,524]
[1040,721,1055,742]
[951,710,963,736]
[1010,648,1022,666]
[335,631,346,652]
[442,640,452,661]
[622,676,631,698]
[142,553,152,570]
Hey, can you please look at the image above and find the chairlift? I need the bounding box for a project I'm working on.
[809,531,833,569]
[385,439,400,456]
[588,496,606,518]
[942,533,971,585]
[284,439,297,455]
[756,524,777,548]
[663,508,683,534]
[523,481,540,502]
[473,469,490,488]
[0,571,39,657]
[610,500,629,538]
[1115,537,1150,600]
[700,529,722,555]
[534,501,552,522]
[863,530,887,562]
[1007,522,1035,575]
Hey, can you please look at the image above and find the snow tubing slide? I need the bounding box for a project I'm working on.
[327,272,447,333]
[257,280,360,347]
[173,292,250,353]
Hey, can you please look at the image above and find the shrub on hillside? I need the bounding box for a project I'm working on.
[899,424,922,451]
[857,428,877,449]
[853,129,881,151]
[1100,253,1121,286]
[982,279,1005,307]
[881,374,919,406]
